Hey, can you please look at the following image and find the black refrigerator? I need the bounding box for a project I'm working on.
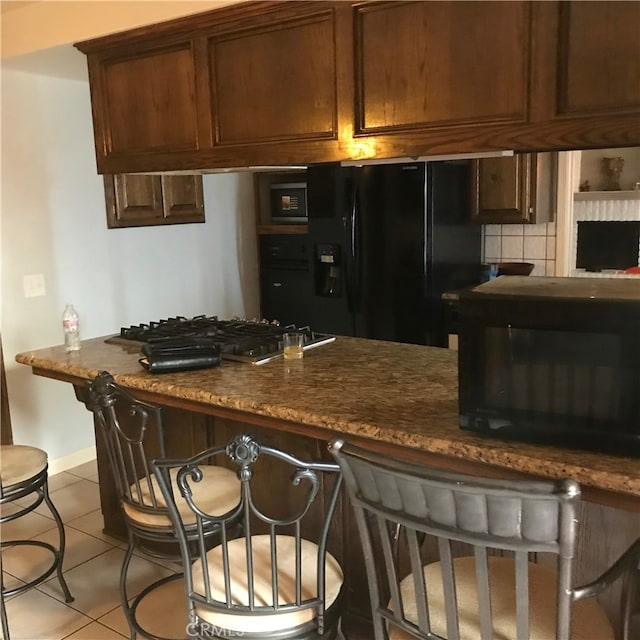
[307,161,481,347]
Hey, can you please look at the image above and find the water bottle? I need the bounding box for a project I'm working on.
[62,304,81,352]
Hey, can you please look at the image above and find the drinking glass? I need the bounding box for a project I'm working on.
[283,332,304,360]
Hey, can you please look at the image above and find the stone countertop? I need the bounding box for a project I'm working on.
[16,335,640,501]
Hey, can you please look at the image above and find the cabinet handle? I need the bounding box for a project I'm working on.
[273,282,282,287]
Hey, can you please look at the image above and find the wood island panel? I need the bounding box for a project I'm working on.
[16,336,640,633]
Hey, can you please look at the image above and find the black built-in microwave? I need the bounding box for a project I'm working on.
[270,182,308,223]
[458,276,640,456]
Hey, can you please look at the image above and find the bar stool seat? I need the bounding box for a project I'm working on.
[1,444,74,640]
[1,445,47,487]
[193,534,344,634]
[123,466,241,529]
[389,556,614,640]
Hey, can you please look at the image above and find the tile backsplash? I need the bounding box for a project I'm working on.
[483,222,557,276]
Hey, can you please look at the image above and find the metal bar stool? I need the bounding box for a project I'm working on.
[83,371,242,640]
[1,444,74,640]
[152,433,345,640]
[330,438,640,640]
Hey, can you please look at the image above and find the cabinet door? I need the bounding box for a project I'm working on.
[84,39,210,172]
[161,175,205,223]
[105,174,205,228]
[260,268,313,327]
[354,1,530,135]
[527,1,640,149]
[555,2,640,118]
[470,155,534,224]
[104,174,164,228]
[206,6,338,146]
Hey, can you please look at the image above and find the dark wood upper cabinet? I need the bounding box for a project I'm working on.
[470,153,555,225]
[77,2,346,173]
[104,174,204,228]
[354,1,530,134]
[75,1,640,174]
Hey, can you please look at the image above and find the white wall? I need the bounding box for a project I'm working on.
[1,67,259,464]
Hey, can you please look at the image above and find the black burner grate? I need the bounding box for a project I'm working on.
[111,316,334,364]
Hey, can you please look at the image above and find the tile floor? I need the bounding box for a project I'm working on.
[1,459,187,640]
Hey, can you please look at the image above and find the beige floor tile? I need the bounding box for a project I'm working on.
[2,525,115,581]
[2,543,64,591]
[1,588,91,640]
[1,572,24,594]
[1,504,56,541]
[9,472,86,518]
[7,479,99,524]
[2,494,45,518]
[62,620,127,639]
[66,509,126,548]
[48,472,84,494]
[39,478,101,523]
[9,485,75,519]
[98,577,187,639]
[67,460,98,481]
[38,547,175,620]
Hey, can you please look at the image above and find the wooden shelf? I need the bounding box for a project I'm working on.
[574,190,640,201]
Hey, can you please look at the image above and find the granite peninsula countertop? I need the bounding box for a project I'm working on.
[16,335,640,503]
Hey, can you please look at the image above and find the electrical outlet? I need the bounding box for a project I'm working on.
[23,273,46,298]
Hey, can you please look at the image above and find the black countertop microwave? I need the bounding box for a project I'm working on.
[457,276,640,456]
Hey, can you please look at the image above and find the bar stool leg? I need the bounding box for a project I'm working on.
[42,479,73,603]
[120,539,137,640]
[1,553,11,640]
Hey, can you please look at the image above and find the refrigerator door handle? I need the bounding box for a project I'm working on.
[344,180,360,313]
[351,182,361,313]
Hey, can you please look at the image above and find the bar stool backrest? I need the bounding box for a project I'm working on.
[87,371,166,518]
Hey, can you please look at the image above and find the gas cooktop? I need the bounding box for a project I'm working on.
[105,316,335,365]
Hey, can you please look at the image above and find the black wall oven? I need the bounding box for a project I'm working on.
[458,276,640,456]
[259,234,312,328]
